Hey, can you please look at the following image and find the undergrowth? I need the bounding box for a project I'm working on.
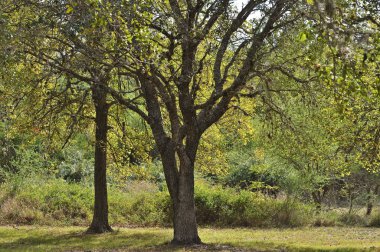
[0,177,377,228]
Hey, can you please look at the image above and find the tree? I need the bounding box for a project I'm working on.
[106,0,303,244]
[3,0,129,233]
[308,0,380,213]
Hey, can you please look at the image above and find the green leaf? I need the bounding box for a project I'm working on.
[299,32,307,42]
[306,0,314,5]
[66,5,73,14]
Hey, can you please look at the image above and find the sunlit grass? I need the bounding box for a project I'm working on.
[0,226,379,251]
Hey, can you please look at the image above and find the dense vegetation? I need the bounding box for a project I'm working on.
[0,0,379,247]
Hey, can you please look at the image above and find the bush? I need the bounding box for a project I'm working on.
[314,211,341,227]
[368,211,380,227]
[338,213,366,226]
[0,178,315,228]
[195,181,313,227]
[56,147,93,183]
[0,177,171,227]
[0,178,93,225]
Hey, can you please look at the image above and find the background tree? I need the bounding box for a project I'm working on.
[2,0,143,233]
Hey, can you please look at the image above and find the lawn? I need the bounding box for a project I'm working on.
[0,226,379,251]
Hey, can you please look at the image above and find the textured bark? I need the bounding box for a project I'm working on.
[154,128,201,244]
[171,166,201,245]
[87,87,113,234]
[157,143,201,244]
[114,0,294,244]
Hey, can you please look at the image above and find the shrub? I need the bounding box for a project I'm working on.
[0,178,315,228]
[314,211,340,227]
[0,178,171,227]
[0,198,44,224]
[338,213,366,226]
[56,148,93,183]
[1,178,94,225]
[368,211,380,227]
[194,181,313,227]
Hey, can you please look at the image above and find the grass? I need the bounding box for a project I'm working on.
[0,226,379,251]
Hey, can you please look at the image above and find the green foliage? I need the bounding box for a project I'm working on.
[11,147,50,178]
[0,177,171,226]
[0,178,317,228]
[221,142,279,193]
[0,178,93,225]
[338,213,366,226]
[1,167,376,229]
[56,146,93,183]
[314,211,341,227]
[368,211,380,227]
[194,181,313,227]
[1,0,380,242]
[109,160,165,187]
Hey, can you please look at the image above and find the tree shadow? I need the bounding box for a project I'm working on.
[0,229,170,251]
[0,228,266,251]
[151,243,256,251]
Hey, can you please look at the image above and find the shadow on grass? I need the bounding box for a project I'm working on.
[0,229,172,251]
[0,228,255,251]
[0,227,376,252]
[152,243,256,252]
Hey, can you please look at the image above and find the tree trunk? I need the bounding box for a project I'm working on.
[366,186,372,216]
[348,188,353,214]
[158,139,201,245]
[87,87,113,234]
[312,191,322,213]
[171,168,201,245]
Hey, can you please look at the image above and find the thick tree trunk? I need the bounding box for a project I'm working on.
[142,72,202,244]
[171,169,201,245]
[158,139,201,244]
[87,88,113,234]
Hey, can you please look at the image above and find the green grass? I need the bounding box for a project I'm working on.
[0,226,379,251]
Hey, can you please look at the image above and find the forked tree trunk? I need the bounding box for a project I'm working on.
[158,139,201,245]
[87,87,113,234]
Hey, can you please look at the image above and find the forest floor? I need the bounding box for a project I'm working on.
[0,226,379,251]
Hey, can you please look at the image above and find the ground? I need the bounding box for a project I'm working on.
[0,226,379,251]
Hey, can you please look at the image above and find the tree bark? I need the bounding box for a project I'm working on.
[171,167,201,245]
[157,136,201,244]
[171,133,201,244]
[348,187,354,214]
[366,186,373,216]
[87,87,113,234]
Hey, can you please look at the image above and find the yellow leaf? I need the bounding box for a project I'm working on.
[299,32,307,42]
[66,5,73,14]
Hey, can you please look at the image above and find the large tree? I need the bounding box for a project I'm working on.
[105,0,305,244]
[2,0,135,233]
